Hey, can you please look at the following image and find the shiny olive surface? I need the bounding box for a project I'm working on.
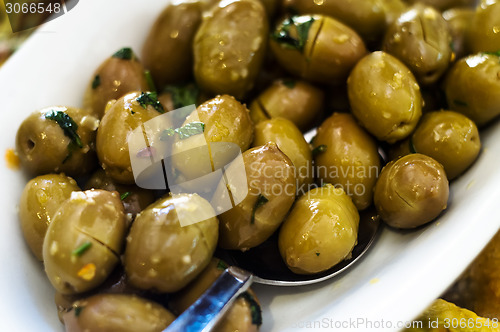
[347,51,422,143]
[444,53,500,127]
[313,113,381,210]
[63,294,175,332]
[217,143,296,251]
[43,190,126,294]
[16,106,98,176]
[19,173,79,261]
[374,153,449,229]
[467,0,500,53]
[412,111,481,180]
[124,193,218,293]
[193,0,268,99]
[279,184,359,274]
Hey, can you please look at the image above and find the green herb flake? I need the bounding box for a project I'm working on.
[282,79,296,89]
[251,195,269,224]
[144,70,156,93]
[72,241,92,257]
[483,51,500,57]
[409,136,417,154]
[74,306,83,317]
[164,84,200,111]
[160,122,205,141]
[216,260,228,271]
[315,252,320,256]
[120,192,131,200]
[270,16,315,53]
[453,99,468,107]
[112,47,134,60]
[92,75,101,89]
[239,292,262,326]
[312,144,327,157]
[45,110,83,163]
[136,92,165,113]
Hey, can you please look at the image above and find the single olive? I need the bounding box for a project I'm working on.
[443,7,475,60]
[253,118,313,194]
[374,153,449,229]
[466,0,500,53]
[96,91,164,184]
[270,15,367,84]
[313,113,381,210]
[193,0,268,99]
[82,48,149,119]
[16,106,98,176]
[411,111,481,180]
[403,0,476,11]
[347,51,422,143]
[278,184,359,275]
[63,294,175,332]
[43,190,126,294]
[216,143,296,251]
[19,173,80,261]
[383,4,453,85]
[142,2,202,89]
[444,53,500,127]
[249,79,324,131]
[124,193,218,293]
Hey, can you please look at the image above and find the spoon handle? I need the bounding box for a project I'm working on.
[163,266,254,332]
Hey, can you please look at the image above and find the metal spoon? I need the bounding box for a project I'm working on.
[164,208,380,332]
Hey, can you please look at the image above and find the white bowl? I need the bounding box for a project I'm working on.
[1,1,499,331]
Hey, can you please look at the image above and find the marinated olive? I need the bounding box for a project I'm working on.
[347,51,422,143]
[412,111,481,180]
[216,143,296,251]
[96,91,164,184]
[43,190,126,294]
[253,118,313,193]
[383,4,453,85]
[443,7,475,60]
[19,174,80,261]
[374,153,449,229]
[124,193,218,293]
[467,0,500,53]
[313,113,381,210]
[270,15,366,84]
[63,294,175,332]
[249,79,324,131]
[82,48,149,119]
[142,3,202,89]
[16,106,98,176]
[278,184,359,275]
[444,53,500,127]
[193,0,268,99]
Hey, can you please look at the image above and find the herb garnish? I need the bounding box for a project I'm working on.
[315,252,320,256]
[453,99,468,107]
[72,241,92,257]
[92,75,101,89]
[239,292,262,326]
[112,47,135,60]
[270,16,315,53]
[216,260,228,271]
[282,79,296,89]
[312,144,327,157]
[484,51,500,57]
[164,84,200,111]
[251,194,269,224]
[159,122,205,141]
[409,136,417,154]
[120,192,131,200]
[74,306,83,317]
[136,92,164,113]
[144,70,156,93]
[44,110,83,163]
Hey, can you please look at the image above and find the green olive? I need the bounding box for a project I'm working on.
[411,111,481,180]
[374,153,449,229]
[63,294,175,332]
[278,184,359,274]
[270,15,367,84]
[19,174,80,261]
[444,53,500,127]
[193,0,268,99]
[403,0,476,11]
[124,193,218,293]
[383,4,453,85]
[313,113,381,210]
[347,51,422,143]
[467,0,500,53]
[443,7,475,60]
[142,3,202,89]
[216,143,296,251]
[16,106,98,176]
[96,91,164,184]
[83,48,149,119]
[253,118,313,193]
[249,79,324,131]
[43,190,126,294]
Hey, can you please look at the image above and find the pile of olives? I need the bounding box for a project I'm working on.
[14,0,500,330]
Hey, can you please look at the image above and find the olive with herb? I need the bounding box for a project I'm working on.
[347,51,422,143]
[270,15,367,84]
[467,0,500,54]
[43,190,126,294]
[16,106,98,176]
[279,184,359,275]
[82,47,149,119]
[19,173,80,261]
[374,153,449,229]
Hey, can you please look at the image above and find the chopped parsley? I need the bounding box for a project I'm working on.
[270,16,315,53]
[239,292,262,326]
[164,84,200,111]
[74,306,83,317]
[216,259,228,271]
[159,122,205,141]
[251,194,269,224]
[91,75,101,89]
[453,99,468,107]
[484,51,500,57]
[144,70,156,93]
[315,252,320,256]
[112,47,135,60]
[282,79,296,89]
[312,144,327,157]
[120,192,131,200]
[409,136,417,154]
[72,241,92,257]
[136,92,165,113]
[44,110,83,163]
